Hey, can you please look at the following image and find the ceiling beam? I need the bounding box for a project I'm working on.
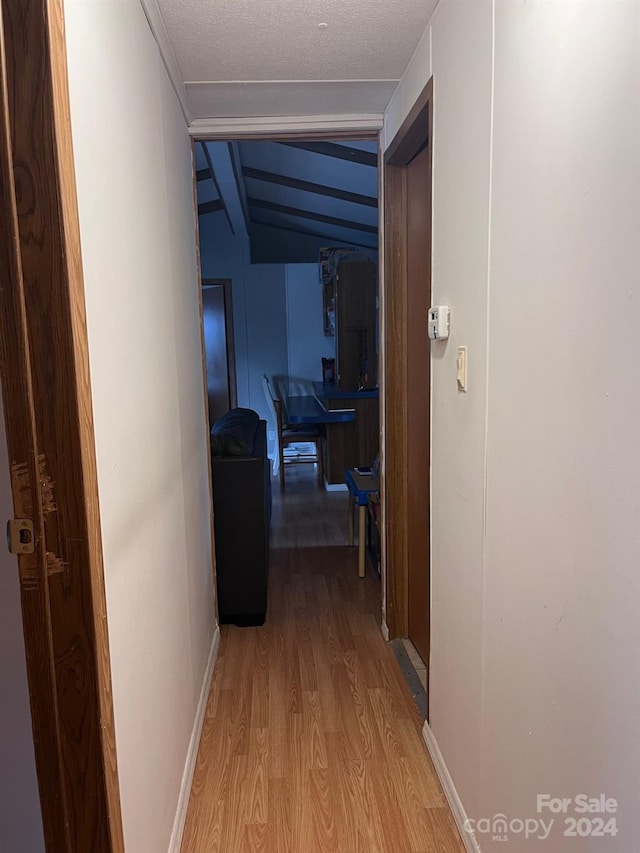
[197,198,224,216]
[229,142,251,233]
[201,142,235,235]
[242,166,377,208]
[251,218,377,250]
[196,167,209,182]
[277,140,377,168]
[247,197,378,234]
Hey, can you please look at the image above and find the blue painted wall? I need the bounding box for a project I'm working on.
[285,264,335,384]
[198,213,288,458]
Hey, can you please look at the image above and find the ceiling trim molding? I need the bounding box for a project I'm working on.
[138,0,193,123]
[189,114,383,139]
[185,78,401,85]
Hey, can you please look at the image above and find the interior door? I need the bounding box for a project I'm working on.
[406,142,432,667]
[202,283,234,423]
[0,0,124,847]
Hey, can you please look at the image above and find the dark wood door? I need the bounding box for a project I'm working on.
[0,0,125,847]
[202,284,234,423]
[406,143,432,667]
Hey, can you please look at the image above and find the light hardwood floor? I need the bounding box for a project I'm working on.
[181,467,463,852]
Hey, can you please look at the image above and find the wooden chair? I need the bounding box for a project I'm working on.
[261,374,324,489]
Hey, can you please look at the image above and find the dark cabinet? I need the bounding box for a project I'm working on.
[323,396,379,486]
[335,260,377,391]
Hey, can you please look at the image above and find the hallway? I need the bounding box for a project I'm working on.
[181,468,462,852]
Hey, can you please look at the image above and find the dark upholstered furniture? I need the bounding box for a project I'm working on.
[210,408,271,626]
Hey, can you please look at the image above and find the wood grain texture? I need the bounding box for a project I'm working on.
[2,0,124,847]
[382,77,433,658]
[0,17,68,848]
[406,141,432,669]
[324,398,379,486]
[336,261,378,391]
[382,161,409,639]
[181,471,462,852]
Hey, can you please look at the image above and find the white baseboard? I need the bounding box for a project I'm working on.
[168,625,221,853]
[421,721,481,853]
[380,619,390,641]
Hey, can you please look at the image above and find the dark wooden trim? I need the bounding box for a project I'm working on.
[198,198,224,216]
[201,141,235,235]
[201,278,238,409]
[242,166,378,208]
[383,163,409,641]
[196,167,209,182]
[382,77,433,662]
[1,0,125,847]
[278,140,378,167]
[248,197,378,234]
[0,19,69,849]
[250,218,376,250]
[385,77,433,166]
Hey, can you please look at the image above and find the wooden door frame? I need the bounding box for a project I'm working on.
[201,278,238,410]
[0,1,124,849]
[382,79,433,645]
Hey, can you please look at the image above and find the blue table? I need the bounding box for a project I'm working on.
[345,469,380,577]
[284,395,356,425]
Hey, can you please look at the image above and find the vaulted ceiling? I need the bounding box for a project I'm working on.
[149,0,438,119]
[196,139,378,263]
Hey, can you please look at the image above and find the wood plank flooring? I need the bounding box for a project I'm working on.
[181,468,463,852]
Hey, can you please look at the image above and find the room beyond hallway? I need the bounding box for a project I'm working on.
[180,467,462,851]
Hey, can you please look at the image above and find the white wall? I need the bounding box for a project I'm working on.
[244,262,289,448]
[285,264,335,384]
[64,2,216,851]
[384,1,640,850]
[0,392,45,853]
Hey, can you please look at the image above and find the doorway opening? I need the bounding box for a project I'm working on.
[193,135,383,624]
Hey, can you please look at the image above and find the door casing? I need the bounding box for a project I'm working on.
[382,79,433,711]
[202,278,237,420]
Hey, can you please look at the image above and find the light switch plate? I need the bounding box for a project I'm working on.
[457,346,468,392]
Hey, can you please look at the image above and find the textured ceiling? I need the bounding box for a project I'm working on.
[153,0,438,120]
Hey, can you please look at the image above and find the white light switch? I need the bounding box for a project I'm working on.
[457,346,468,392]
